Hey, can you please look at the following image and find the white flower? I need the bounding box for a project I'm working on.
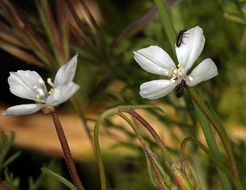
[134,26,218,100]
[2,54,80,116]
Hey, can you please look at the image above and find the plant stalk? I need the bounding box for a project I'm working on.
[154,0,177,57]
[192,100,232,190]
[117,112,167,190]
[186,86,238,178]
[50,108,84,190]
[118,107,194,190]
[180,137,243,190]
[118,107,173,166]
[93,105,166,190]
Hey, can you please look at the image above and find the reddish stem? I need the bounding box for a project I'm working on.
[118,107,173,166]
[51,109,84,190]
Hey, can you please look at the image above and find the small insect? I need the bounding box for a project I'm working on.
[176,80,186,98]
[176,30,187,47]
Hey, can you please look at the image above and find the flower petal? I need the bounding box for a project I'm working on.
[47,82,80,106]
[185,58,218,86]
[176,26,205,72]
[140,80,177,100]
[2,104,45,116]
[8,70,47,102]
[134,46,176,76]
[54,54,78,87]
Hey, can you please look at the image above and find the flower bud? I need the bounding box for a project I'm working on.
[171,165,194,190]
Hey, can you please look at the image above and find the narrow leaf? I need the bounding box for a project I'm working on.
[0,22,27,48]
[2,151,21,169]
[193,100,232,190]
[144,151,158,187]
[0,39,45,67]
[119,104,164,113]
[41,167,76,190]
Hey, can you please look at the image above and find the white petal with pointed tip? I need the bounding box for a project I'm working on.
[47,82,80,106]
[8,70,47,103]
[176,26,205,72]
[134,46,176,76]
[185,58,218,86]
[140,80,177,100]
[2,104,45,116]
[54,54,78,87]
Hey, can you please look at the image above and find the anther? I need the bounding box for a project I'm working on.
[170,67,174,71]
[177,64,182,68]
[39,78,45,85]
[47,78,54,87]
[48,88,53,95]
[36,88,45,97]
[171,75,177,81]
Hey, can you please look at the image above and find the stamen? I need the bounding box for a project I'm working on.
[39,78,45,85]
[48,88,54,95]
[177,64,182,68]
[35,88,46,99]
[37,89,44,96]
[171,75,176,80]
[170,67,174,71]
[188,76,193,81]
[47,78,54,87]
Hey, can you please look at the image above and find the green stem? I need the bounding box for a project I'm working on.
[118,107,193,190]
[94,105,194,190]
[192,100,232,190]
[94,107,118,190]
[180,137,243,190]
[154,0,177,57]
[118,107,174,166]
[93,105,166,190]
[117,112,167,190]
[186,86,239,178]
[152,157,172,188]
[50,108,84,190]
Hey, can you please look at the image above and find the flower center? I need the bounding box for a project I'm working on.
[32,78,55,100]
[169,64,193,83]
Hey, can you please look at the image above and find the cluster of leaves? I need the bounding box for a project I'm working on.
[0,132,78,190]
[0,132,20,189]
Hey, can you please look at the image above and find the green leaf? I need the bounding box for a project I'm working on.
[193,100,232,190]
[2,151,21,169]
[41,167,76,190]
[120,104,164,112]
[28,159,56,190]
[0,132,17,172]
[144,152,157,187]
[3,168,20,190]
